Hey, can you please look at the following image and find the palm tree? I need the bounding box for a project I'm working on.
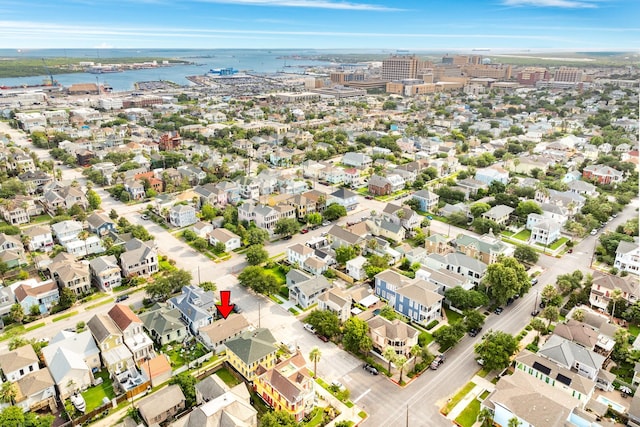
[396,355,407,383]
[78,230,90,257]
[477,408,494,427]
[309,346,321,379]
[383,346,397,374]
[508,417,522,427]
[410,345,422,371]
[0,381,17,405]
[572,309,585,322]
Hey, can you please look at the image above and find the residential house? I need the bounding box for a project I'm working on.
[453,233,513,265]
[89,255,121,292]
[50,220,83,246]
[415,266,473,294]
[514,349,595,403]
[139,303,188,346]
[175,380,256,427]
[236,177,260,200]
[194,183,228,208]
[42,186,87,215]
[14,369,56,413]
[86,212,116,236]
[0,286,14,317]
[474,165,509,185]
[199,314,252,353]
[48,256,91,295]
[481,205,514,226]
[169,204,197,228]
[287,194,317,221]
[302,256,328,277]
[327,225,364,250]
[425,234,453,256]
[589,271,639,312]
[123,180,145,200]
[367,315,419,357]
[368,175,392,196]
[342,152,372,169]
[224,328,278,381]
[535,189,584,216]
[108,304,154,363]
[238,204,279,234]
[412,189,440,213]
[0,233,26,268]
[23,225,54,252]
[65,234,105,258]
[288,274,331,309]
[120,238,158,278]
[442,252,488,287]
[254,352,315,422]
[317,288,351,323]
[454,178,488,200]
[168,285,216,335]
[346,255,367,282]
[287,244,315,267]
[42,331,100,399]
[367,218,406,243]
[386,174,406,193]
[582,164,625,185]
[374,270,443,326]
[381,203,421,230]
[0,345,40,383]
[140,354,172,388]
[321,166,345,185]
[191,221,214,239]
[344,168,364,187]
[86,314,134,375]
[137,384,186,426]
[0,197,39,225]
[567,180,598,197]
[14,280,59,315]
[328,188,359,212]
[614,240,640,275]
[538,203,570,226]
[208,228,242,252]
[530,219,561,245]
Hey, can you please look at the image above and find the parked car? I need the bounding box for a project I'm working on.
[363,364,379,375]
[590,229,598,235]
[303,323,316,334]
[331,381,344,390]
[141,214,149,220]
[365,195,374,200]
[232,305,242,314]
[115,294,129,302]
[476,358,485,366]
[301,228,309,234]
[322,221,331,226]
[531,310,540,316]
[530,278,538,286]
[430,354,445,370]
[567,248,573,254]
[468,328,480,337]
[426,215,433,220]
[494,307,503,315]
[317,335,329,343]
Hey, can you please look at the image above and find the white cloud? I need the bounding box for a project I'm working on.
[192,0,404,11]
[501,0,601,8]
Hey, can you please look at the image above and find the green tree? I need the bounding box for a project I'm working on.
[245,227,269,246]
[463,310,485,332]
[192,237,208,251]
[309,346,321,378]
[200,204,218,221]
[484,257,530,306]
[0,405,25,427]
[8,303,24,324]
[477,408,494,427]
[447,211,470,227]
[0,382,17,405]
[259,411,298,427]
[379,305,399,321]
[238,266,279,295]
[245,244,269,266]
[515,200,542,220]
[200,281,217,292]
[166,269,193,293]
[212,241,226,254]
[508,417,522,427]
[383,346,397,374]
[323,203,347,221]
[343,317,372,355]
[396,354,408,383]
[541,285,562,307]
[57,287,77,310]
[472,218,501,234]
[305,212,323,226]
[444,287,489,310]
[469,202,491,218]
[86,189,101,210]
[169,373,196,407]
[364,254,390,279]
[305,310,341,338]
[433,323,465,350]
[109,209,118,220]
[182,229,197,242]
[474,330,518,372]
[335,245,358,265]
[146,277,173,301]
[530,318,547,337]
[410,344,422,371]
[541,305,560,328]
[274,218,301,237]
[513,245,539,265]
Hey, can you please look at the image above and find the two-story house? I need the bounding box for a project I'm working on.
[0,233,26,268]
[89,255,122,292]
[381,203,422,230]
[589,271,639,312]
[475,165,509,185]
[120,238,158,278]
[287,244,315,267]
[50,220,83,246]
[317,288,352,323]
[140,303,188,346]
[208,228,242,252]
[14,280,59,315]
[48,256,91,295]
[453,233,514,265]
[287,270,332,309]
[87,314,134,375]
[23,225,54,253]
[582,164,625,185]
[86,212,116,237]
[614,240,640,275]
[168,285,216,335]
[225,328,278,381]
[328,188,359,212]
[238,204,280,234]
[108,304,154,363]
[342,152,372,169]
[481,205,514,227]
[0,345,40,383]
[367,315,419,357]
[169,204,197,228]
[412,189,440,213]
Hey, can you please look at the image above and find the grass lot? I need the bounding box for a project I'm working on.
[477,368,490,378]
[25,322,45,332]
[215,367,241,387]
[501,230,515,237]
[264,265,287,285]
[304,408,324,427]
[163,342,208,368]
[513,229,531,241]
[0,324,25,341]
[444,308,463,325]
[86,299,115,310]
[81,370,115,412]
[629,323,640,338]
[442,382,476,416]
[52,311,78,322]
[548,237,569,250]
[454,398,481,427]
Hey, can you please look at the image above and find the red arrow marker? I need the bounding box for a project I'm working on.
[216,290,235,319]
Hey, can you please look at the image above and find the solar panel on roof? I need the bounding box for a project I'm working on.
[533,361,551,375]
[556,373,572,386]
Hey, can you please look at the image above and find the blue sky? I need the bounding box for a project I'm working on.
[0,0,638,50]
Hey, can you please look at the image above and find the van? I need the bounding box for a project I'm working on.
[303,323,316,334]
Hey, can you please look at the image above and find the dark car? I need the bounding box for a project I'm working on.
[468,329,479,337]
[365,195,374,200]
[531,310,540,316]
[232,305,242,314]
[115,294,129,302]
[494,307,503,315]
[317,335,329,343]
[283,235,293,240]
[430,354,445,370]
[567,248,573,253]
[363,364,379,375]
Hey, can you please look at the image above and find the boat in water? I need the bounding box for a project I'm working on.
[70,393,86,412]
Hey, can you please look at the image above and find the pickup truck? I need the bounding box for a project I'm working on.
[430,354,445,370]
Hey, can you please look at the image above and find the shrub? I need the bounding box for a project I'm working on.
[425,320,439,330]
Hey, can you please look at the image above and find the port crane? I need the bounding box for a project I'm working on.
[41,58,59,87]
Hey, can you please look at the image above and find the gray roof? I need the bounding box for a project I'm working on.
[328,225,362,245]
[413,189,438,200]
[286,268,311,284]
[454,233,508,256]
[482,204,514,219]
[396,280,443,308]
[87,314,122,344]
[139,304,187,337]
[291,275,331,297]
[169,285,215,324]
[137,384,186,421]
[445,252,488,274]
[195,374,229,403]
[515,349,595,396]
[538,334,605,371]
[224,328,277,366]
[617,240,638,255]
[0,345,39,374]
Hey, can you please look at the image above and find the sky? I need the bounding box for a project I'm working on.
[0,0,638,50]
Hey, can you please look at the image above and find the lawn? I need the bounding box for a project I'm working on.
[81,370,115,412]
[52,311,78,322]
[163,342,208,368]
[444,308,463,325]
[629,323,640,338]
[548,237,569,250]
[264,265,287,285]
[501,230,515,237]
[454,398,481,427]
[513,229,531,241]
[442,381,476,415]
[304,407,324,427]
[215,367,241,387]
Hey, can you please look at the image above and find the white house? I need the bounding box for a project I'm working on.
[287,243,315,266]
[169,205,197,228]
[208,228,242,252]
[614,240,639,275]
[530,219,561,245]
[346,255,367,281]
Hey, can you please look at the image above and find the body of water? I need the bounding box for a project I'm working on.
[0,48,357,91]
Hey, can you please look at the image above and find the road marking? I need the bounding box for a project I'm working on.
[353,388,371,403]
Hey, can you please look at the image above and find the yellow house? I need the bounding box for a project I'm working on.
[254,352,315,422]
[87,314,134,375]
[224,328,277,381]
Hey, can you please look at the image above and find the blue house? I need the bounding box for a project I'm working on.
[86,212,116,237]
[14,280,59,314]
[374,270,443,326]
[412,189,440,213]
[168,285,216,335]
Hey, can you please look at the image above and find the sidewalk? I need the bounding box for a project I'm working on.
[445,375,495,421]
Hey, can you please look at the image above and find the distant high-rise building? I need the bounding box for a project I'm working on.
[330,71,365,85]
[382,55,421,81]
[554,67,584,83]
[517,67,550,86]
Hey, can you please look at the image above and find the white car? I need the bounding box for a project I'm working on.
[303,323,317,334]
[590,229,598,236]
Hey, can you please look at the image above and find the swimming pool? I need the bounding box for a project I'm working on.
[597,395,626,413]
